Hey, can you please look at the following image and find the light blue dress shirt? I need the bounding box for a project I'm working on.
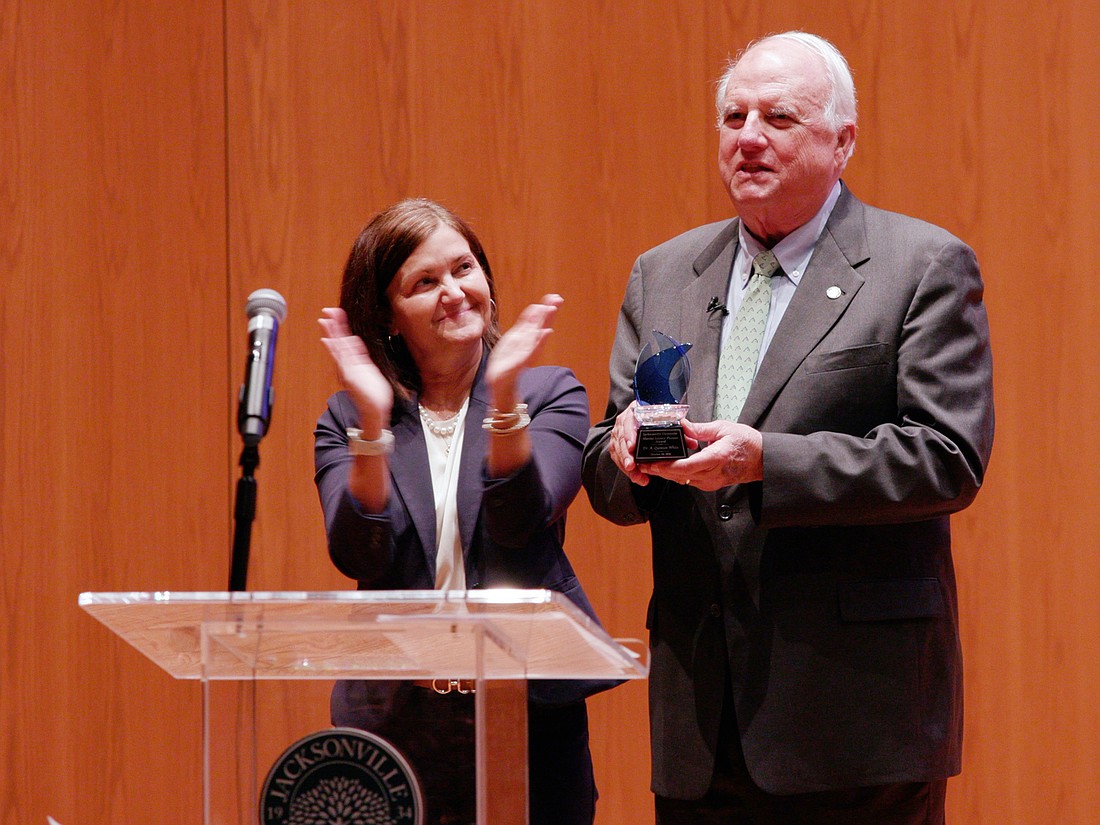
[722,181,843,373]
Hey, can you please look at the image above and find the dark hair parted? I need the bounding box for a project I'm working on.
[339,198,501,399]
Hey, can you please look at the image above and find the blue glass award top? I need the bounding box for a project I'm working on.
[634,331,693,406]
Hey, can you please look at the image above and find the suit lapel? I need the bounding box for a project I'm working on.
[388,397,438,571]
[739,189,871,426]
[459,360,491,557]
[389,356,491,581]
[680,220,739,422]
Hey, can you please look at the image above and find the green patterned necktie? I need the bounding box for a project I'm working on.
[714,249,780,421]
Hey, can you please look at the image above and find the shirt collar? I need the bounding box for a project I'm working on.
[736,181,843,288]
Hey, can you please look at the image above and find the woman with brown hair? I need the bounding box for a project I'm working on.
[314,198,613,825]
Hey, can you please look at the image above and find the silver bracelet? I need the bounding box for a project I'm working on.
[346,427,394,456]
[482,403,531,435]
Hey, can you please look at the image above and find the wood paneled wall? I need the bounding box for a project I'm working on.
[2,1,1098,822]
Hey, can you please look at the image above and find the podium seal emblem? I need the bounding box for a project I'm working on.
[260,727,423,825]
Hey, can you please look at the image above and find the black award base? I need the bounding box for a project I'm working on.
[634,425,688,462]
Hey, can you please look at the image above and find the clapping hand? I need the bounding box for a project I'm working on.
[485,293,563,410]
[318,307,393,433]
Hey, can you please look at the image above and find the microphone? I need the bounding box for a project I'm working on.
[706,296,729,316]
[237,288,287,446]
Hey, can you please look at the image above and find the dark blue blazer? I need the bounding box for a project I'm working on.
[315,358,615,714]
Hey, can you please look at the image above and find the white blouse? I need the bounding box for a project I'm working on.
[419,397,470,591]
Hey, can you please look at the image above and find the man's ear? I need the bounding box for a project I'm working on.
[837,123,857,164]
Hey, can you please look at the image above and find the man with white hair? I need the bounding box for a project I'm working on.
[584,31,994,823]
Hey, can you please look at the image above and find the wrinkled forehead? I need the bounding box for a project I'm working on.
[725,41,832,109]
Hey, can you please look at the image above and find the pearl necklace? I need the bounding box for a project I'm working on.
[418,404,461,438]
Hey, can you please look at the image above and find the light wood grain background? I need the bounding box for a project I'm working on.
[3,1,1098,822]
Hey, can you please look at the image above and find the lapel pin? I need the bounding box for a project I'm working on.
[826,286,843,300]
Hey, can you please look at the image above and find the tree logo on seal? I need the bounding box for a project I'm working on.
[260,727,423,825]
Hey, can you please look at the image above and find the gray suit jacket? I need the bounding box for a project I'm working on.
[582,185,994,797]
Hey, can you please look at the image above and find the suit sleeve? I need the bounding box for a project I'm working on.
[582,256,669,525]
[481,367,590,548]
[314,392,404,583]
[760,237,994,526]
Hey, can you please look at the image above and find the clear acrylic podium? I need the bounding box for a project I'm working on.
[79,589,648,824]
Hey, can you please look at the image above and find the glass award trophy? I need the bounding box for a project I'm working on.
[633,330,692,462]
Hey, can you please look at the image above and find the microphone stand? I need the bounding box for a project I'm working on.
[228,441,260,591]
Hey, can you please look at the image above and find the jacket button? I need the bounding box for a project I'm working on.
[709,604,722,618]
[718,504,732,521]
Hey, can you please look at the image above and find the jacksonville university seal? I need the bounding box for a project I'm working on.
[260,727,423,825]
